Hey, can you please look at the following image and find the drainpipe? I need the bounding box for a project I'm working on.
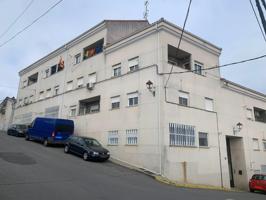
[216,112,224,188]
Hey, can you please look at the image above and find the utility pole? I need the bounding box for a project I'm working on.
[143,0,149,20]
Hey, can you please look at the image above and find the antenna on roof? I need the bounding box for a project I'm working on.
[143,0,149,20]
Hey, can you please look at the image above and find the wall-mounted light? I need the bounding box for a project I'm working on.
[233,122,243,135]
[146,80,155,96]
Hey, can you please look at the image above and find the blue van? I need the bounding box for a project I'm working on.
[26,117,74,146]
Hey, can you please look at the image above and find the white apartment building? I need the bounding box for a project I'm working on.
[14,18,266,190]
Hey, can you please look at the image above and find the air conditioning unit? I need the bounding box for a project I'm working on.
[86,82,94,90]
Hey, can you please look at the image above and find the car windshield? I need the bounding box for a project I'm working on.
[16,125,27,129]
[84,138,101,147]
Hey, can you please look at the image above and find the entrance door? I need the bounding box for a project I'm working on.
[226,137,234,187]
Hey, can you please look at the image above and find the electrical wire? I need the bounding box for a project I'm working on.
[164,0,192,87]
[0,0,64,48]
[249,0,266,43]
[162,54,266,75]
[0,0,34,40]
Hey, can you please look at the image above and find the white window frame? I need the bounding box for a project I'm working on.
[194,62,203,75]
[253,138,260,151]
[126,129,138,145]
[54,85,59,96]
[205,97,214,111]
[29,95,34,103]
[46,88,52,98]
[69,105,77,117]
[66,81,73,91]
[179,91,189,106]
[128,57,139,72]
[74,53,81,64]
[88,73,97,84]
[39,91,44,100]
[111,96,120,109]
[77,77,84,88]
[108,130,119,145]
[127,92,138,107]
[169,123,196,147]
[246,108,253,120]
[113,63,121,77]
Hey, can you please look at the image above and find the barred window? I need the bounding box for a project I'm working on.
[169,123,195,146]
[126,129,138,145]
[108,130,118,145]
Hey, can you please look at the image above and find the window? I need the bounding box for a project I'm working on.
[253,138,260,150]
[29,95,34,103]
[51,65,57,75]
[24,97,28,105]
[22,80,27,88]
[74,53,81,64]
[54,86,59,95]
[18,99,22,107]
[179,91,189,106]
[77,77,84,88]
[39,91,44,100]
[128,57,139,72]
[169,123,195,146]
[46,89,51,98]
[88,73,97,84]
[111,96,120,109]
[246,108,253,120]
[69,106,77,117]
[44,69,50,78]
[79,96,100,115]
[254,107,266,123]
[28,73,38,86]
[199,132,208,147]
[194,62,203,75]
[128,92,138,106]
[66,81,73,91]
[126,129,138,145]
[83,39,104,60]
[263,140,266,151]
[113,63,121,77]
[108,130,119,145]
[205,98,214,111]
[168,44,191,70]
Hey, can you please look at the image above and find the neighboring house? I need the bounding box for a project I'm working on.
[13,18,266,190]
[0,97,16,131]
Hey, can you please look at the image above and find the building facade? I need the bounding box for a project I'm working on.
[14,19,266,190]
[0,97,16,131]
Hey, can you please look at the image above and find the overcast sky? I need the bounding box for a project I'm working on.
[0,0,265,101]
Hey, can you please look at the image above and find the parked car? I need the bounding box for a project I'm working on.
[64,135,110,161]
[25,117,74,146]
[7,124,28,137]
[249,174,266,193]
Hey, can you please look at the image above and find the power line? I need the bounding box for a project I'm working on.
[164,0,192,87]
[0,0,64,48]
[255,0,266,35]
[249,0,266,42]
[162,54,266,75]
[0,0,34,40]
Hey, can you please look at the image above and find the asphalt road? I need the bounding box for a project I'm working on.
[0,132,265,200]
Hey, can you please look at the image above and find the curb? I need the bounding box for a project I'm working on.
[110,158,242,192]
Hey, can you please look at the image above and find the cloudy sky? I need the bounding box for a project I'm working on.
[0,0,265,101]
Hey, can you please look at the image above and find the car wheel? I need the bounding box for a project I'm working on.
[83,152,88,161]
[43,139,49,147]
[64,145,69,153]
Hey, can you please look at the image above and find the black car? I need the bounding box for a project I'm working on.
[7,124,28,137]
[64,135,110,161]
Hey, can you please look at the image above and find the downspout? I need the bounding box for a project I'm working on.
[156,22,162,176]
[216,112,224,188]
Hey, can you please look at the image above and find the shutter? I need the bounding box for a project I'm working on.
[205,98,214,111]
[128,57,139,67]
[89,73,96,83]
